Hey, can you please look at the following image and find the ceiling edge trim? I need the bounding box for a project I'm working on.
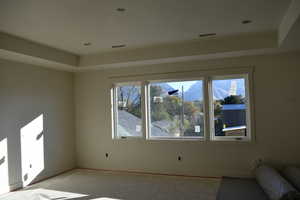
[0,49,77,72]
[75,48,292,72]
[0,31,79,66]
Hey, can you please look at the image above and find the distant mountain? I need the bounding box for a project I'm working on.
[184,81,203,101]
[213,87,228,100]
[119,80,246,103]
[151,83,174,94]
[160,83,175,93]
[212,79,245,99]
[184,79,246,101]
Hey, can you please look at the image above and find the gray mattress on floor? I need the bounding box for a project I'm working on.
[217,177,269,200]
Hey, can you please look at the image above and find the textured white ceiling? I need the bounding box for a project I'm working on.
[0,0,291,55]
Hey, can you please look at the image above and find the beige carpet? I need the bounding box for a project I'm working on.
[0,169,220,200]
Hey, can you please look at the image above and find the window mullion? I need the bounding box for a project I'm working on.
[203,77,211,141]
[245,74,252,141]
[141,81,148,139]
[113,86,118,139]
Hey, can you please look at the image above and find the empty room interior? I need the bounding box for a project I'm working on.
[1,0,300,200]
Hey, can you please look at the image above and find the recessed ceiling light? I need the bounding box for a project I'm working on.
[242,20,252,24]
[112,44,126,48]
[116,8,126,12]
[199,33,216,37]
[83,42,91,46]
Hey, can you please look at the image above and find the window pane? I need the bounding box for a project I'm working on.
[116,84,142,137]
[149,80,204,138]
[212,78,247,137]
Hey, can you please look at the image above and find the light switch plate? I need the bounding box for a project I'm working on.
[195,125,201,133]
[136,125,141,132]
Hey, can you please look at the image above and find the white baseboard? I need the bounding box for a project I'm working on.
[9,182,23,191]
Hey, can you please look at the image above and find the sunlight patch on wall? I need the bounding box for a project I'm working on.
[0,138,9,194]
[20,114,44,187]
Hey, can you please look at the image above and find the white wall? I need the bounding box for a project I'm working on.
[1,49,298,191]
[74,51,300,178]
[0,59,75,192]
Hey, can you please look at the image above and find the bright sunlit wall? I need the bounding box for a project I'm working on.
[0,138,9,194]
[0,59,75,194]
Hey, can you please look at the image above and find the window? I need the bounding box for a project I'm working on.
[149,80,205,139]
[210,75,251,141]
[111,70,253,141]
[113,83,142,138]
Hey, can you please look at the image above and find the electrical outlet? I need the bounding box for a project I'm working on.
[252,157,264,170]
[178,156,182,161]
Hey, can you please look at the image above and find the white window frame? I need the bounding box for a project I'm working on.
[110,67,254,142]
[146,78,206,140]
[209,74,252,141]
[112,81,144,139]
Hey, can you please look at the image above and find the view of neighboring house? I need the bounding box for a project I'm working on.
[220,104,246,136]
[118,110,170,137]
[118,81,246,138]
[119,102,245,138]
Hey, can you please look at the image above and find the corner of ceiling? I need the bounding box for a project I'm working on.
[2,4,300,74]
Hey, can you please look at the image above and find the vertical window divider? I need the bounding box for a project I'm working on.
[203,76,211,141]
[141,81,149,139]
[112,85,118,139]
[110,86,114,139]
[208,77,216,141]
[244,74,252,141]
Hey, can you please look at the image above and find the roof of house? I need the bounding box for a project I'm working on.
[118,110,169,137]
[222,104,246,111]
[223,125,246,132]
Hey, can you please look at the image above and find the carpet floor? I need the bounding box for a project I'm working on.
[0,169,220,200]
[216,177,268,200]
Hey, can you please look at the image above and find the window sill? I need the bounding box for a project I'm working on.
[147,137,205,142]
[113,136,144,140]
[210,136,253,143]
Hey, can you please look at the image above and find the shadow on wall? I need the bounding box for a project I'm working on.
[0,114,45,195]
